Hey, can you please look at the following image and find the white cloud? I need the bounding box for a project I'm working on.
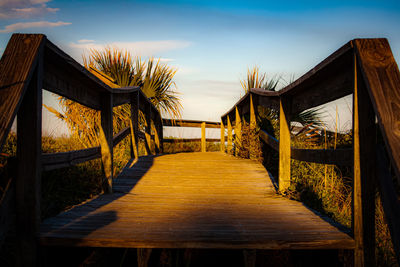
[0,0,58,19]
[70,40,191,57]
[78,39,95,44]
[0,21,71,33]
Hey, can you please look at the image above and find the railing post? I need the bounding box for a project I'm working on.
[130,91,139,161]
[220,119,225,152]
[249,94,258,159]
[278,97,291,193]
[201,121,206,152]
[100,92,113,194]
[235,106,242,156]
[227,115,233,154]
[158,116,164,153]
[352,53,376,267]
[16,50,43,267]
[152,114,161,154]
[144,105,152,155]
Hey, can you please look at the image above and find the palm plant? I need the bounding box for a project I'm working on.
[46,47,182,148]
[241,65,324,142]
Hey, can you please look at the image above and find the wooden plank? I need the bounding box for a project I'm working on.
[152,121,161,154]
[0,168,15,248]
[227,116,233,154]
[42,147,101,171]
[259,129,279,152]
[376,147,400,265]
[352,53,376,267]
[235,107,242,156]
[291,148,353,166]
[278,98,291,193]
[201,122,206,152]
[0,34,46,152]
[220,119,225,152]
[100,93,113,194]
[39,152,355,250]
[162,119,220,128]
[130,92,139,161]
[16,49,43,267]
[163,138,221,143]
[144,105,152,155]
[42,127,129,171]
[354,38,400,184]
[113,126,130,147]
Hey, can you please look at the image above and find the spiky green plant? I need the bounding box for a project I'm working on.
[46,47,182,149]
[240,65,324,140]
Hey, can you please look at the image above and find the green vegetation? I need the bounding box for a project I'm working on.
[236,65,398,266]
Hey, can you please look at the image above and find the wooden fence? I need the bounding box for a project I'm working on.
[0,34,162,266]
[162,118,221,152]
[221,38,400,267]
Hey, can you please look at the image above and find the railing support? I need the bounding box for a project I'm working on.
[144,106,152,155]
[249,94,258,159]
[235,106,242,156]
[201,121,206,152]
[278,97,291,193]
[130,91,139,161]
[16,53,43,267]
[220,119,225,152]
[100,92,113,194]
[353,53,376,267]
[227,115,233,154]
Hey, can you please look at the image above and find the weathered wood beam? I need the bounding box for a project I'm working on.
[352,54,376,267]
[162,119,220,128]
[201,122,206,152]
[278,97,291,193]
[377,147,400,266]
[235,107,242,157]
[0,34,46,153]
[354,38,400,185]
[130,92,139,161]
[220,119,225,152]
[100,93,113,194]
[227,115,233,154]
[16,50,43,266]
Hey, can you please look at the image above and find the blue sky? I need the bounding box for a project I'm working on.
[1,0,400,137]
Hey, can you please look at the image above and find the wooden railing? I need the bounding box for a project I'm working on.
[162,118,221,152]
[221,38,400,267]
[0,34,162,266]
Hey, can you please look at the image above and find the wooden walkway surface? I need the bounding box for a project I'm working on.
[39,152,354,249]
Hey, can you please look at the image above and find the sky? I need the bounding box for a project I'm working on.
[1,0,400,137]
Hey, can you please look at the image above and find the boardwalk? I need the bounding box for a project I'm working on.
[40,152,354,249]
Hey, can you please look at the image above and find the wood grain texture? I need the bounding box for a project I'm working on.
[163,119,220,128]
[163,138,221,143]
[279,98,291,193]
[354,38,400,184]
[227,116,233,154]
[100,93,113,194]
[39,152,354,250]
[0,34,45,152]
[352,54,376,267]
[220,119,225,152]
[201,122,206,152]
[16,53,43,267]
[235,107,242,157]
[377,147,400,265]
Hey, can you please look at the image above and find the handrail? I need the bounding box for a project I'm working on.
[0,33,163,264]
[220,38,400,266]
[162,118,221,152]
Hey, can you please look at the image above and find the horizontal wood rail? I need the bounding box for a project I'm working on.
[259,129,353,166]
[0,33,162,265]
[163,119,221,152]
[221,38,400,267]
